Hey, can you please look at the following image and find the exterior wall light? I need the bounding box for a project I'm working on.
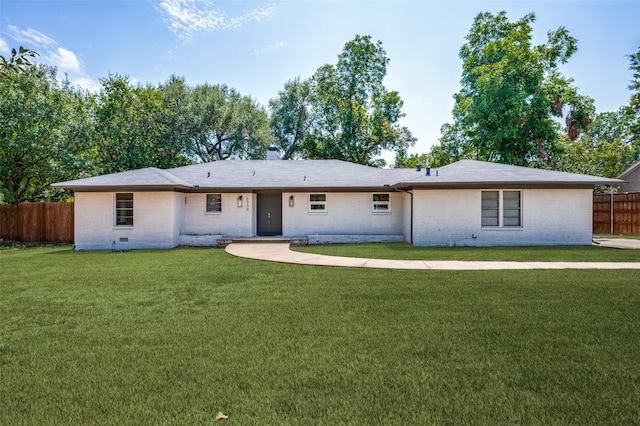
[237,195,243,208]
[289,195,294,207]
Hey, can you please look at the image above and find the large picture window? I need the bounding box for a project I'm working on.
[481,190,521,228]
[115,193,133,226]
[372,193,390,212]
[309,194,327,212]
[206,194,222,213]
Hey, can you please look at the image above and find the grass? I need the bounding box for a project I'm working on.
[1,246,640,425]
[296,242,640,262]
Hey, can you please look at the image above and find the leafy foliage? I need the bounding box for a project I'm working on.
[2,38,637,203]
[0,63,94,203]
[268,78,311,160]
[94,74,191,174]
[185,83,272,161]
[625,46,640,159]
[270,35,415,167]
[434,11,594,167]
[554,110,636,179]
[0,46,39,81]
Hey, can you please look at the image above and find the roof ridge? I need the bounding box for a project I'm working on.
[148,167,193,187]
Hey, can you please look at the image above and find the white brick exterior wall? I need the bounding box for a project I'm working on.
[74,191,178,250]
[180,193,253,237]
[282,192,405,237]
[73,188,594,250]
[411,188,593,246]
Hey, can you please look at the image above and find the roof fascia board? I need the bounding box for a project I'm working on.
[394,182,611,190]
[66,185,396,193]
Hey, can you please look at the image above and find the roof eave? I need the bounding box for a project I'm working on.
[393,180,622,190]
[51,184,193,192]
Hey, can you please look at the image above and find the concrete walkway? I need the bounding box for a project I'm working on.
[225,242,640,270]
[592,238,640,249]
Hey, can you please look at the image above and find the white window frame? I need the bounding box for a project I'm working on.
[481,190,522,228]
[502,190,522,227]
[206,194,222,213]
[481,191,500,227]
[114,193,133,227]
[308,193,327,213]
[372,193,391,213]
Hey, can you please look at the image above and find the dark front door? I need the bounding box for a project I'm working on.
[257,191,282,236]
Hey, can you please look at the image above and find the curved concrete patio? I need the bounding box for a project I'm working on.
[225,242,640,270]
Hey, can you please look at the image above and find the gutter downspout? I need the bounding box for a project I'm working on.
[393,187,413,245]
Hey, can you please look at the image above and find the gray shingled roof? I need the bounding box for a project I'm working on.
[618,160,640,180]
[397,160,623,188]
[52,159,623,191]
[167,160,397,189]
[52,167,193,190]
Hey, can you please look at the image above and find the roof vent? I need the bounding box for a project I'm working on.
[266,146,281,160]
[416,164,422,172]
[426,166,431,176]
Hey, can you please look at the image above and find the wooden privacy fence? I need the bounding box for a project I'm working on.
[0,202,74,243]
[593,192,640,235]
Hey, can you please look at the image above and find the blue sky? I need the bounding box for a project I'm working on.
[1,0,639,163]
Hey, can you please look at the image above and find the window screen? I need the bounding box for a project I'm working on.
[115,193,133,226]
[481,191,499,226]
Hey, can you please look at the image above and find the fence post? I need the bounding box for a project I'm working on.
[610,192,614,235]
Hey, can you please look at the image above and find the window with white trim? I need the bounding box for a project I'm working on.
[115,193,133,226]
[502,191,521,227]
[372,193,390,212]
[206,194,222,213]
[481,191,499,226]
[309,194,327,212]
[481,190,521,227]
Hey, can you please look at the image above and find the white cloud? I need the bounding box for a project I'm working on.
[4,25,99,92]
[158,0,276,42]
[6,25,57,48]
[254,41,287,55]
[49,47,82,72]
[71,76,101,93]
[0,38,9,55]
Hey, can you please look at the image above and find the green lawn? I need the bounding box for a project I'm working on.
[1,246,639,425]
[296,242,640,262]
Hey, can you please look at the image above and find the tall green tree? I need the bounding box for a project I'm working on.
[185,83,272,161]
[438,11,594,167]
[299,35,415,167]
[625,46,640,159]
[554,109,636,178]
[157,75,193,163]
[0,61,95,204]
[269,78,311,160]
[94,74,190,174]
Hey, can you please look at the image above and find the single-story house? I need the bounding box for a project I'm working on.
[52,157,622,250]
[618,160,640,193]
